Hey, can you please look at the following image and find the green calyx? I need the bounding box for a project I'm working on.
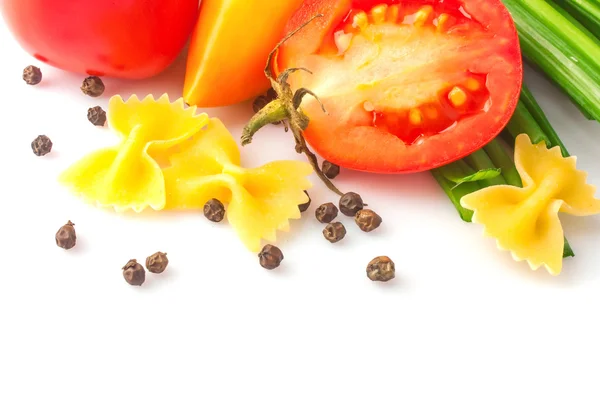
[240,14,346,197]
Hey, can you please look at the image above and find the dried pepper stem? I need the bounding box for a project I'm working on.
[241,14,345,197]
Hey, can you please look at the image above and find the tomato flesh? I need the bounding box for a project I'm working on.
[277,0,522,173]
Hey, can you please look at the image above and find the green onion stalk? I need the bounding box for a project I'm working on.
[502,0,600,121]
[552,0,600,40]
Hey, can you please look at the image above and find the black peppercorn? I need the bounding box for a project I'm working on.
[55,221,76,250]
[266,87,278,101]
[23,65,42,85]
[367,256,395,282]
[252,95,269,113]
[203,198,225,222]
[31,135,53,156]
[122,259,145,286]
[87,106,107,126]
[323,222,346,243]
[315,202,338,223]
[355,209,382,232]
[81,76,105,97]
[339,192,364,216]
[146,252,169,274]
[322,160,340,179]
[298,191,311,212]
[258,244,284,269]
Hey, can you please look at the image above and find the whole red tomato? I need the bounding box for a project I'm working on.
[1,0,199,79]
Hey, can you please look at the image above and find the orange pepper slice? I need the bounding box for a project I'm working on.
[183,0,305,107]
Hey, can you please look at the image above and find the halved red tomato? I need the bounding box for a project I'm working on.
[276,0,523,173]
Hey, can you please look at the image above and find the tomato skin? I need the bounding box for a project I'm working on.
[277,0,523,173]
[1,0,199,79]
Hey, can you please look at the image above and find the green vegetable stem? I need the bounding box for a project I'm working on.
[552,0,600,40]
[502,0,600,121]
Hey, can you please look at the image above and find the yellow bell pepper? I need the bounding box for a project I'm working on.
[183,0,305,107]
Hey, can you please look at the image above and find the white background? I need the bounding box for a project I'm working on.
[1,12,600,400]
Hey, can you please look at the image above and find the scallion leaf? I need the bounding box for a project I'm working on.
[445,168,502,189]
[503,0,600,121]
[431,169,478,222]
[520,84,570,157]
[552,0,600,40]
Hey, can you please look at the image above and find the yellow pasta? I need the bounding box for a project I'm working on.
[162,118,313,252]
[59,94,208,212]
[59,94,313,251]
[461,134,600,275]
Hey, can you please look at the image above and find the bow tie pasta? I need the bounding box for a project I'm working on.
[162,117,313,252]
[461,134,600,275]
[59,94,208,212]
[59,94,313,252]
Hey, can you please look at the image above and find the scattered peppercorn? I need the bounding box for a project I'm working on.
[87,106,107,126]
[203,198,225,222]
[146,251,169,274]
[298,190,311,212]
[355,209,382,232]
[81,76,105,97]
[366,256,395,282]
[322,160,340,179]
[22,65,42,85]
[252,95,269,113]
[122,259,145,286]
[323,222,346,243]
[258,244,284,270]
[339,192,364,216]
[31,135,53,156]
[266,87,278,101]
[315,202,338,223]
[55,221,76,250]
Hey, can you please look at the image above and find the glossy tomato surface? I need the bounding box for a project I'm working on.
[1,0,199,79]
[276,0,523,173]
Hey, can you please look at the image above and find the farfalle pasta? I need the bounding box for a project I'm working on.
[162,117,313,252]
[59,94,208,212]
[59,94,313,252]
[461,134,600,275]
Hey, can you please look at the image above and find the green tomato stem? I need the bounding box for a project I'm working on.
[241,99,289,146]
